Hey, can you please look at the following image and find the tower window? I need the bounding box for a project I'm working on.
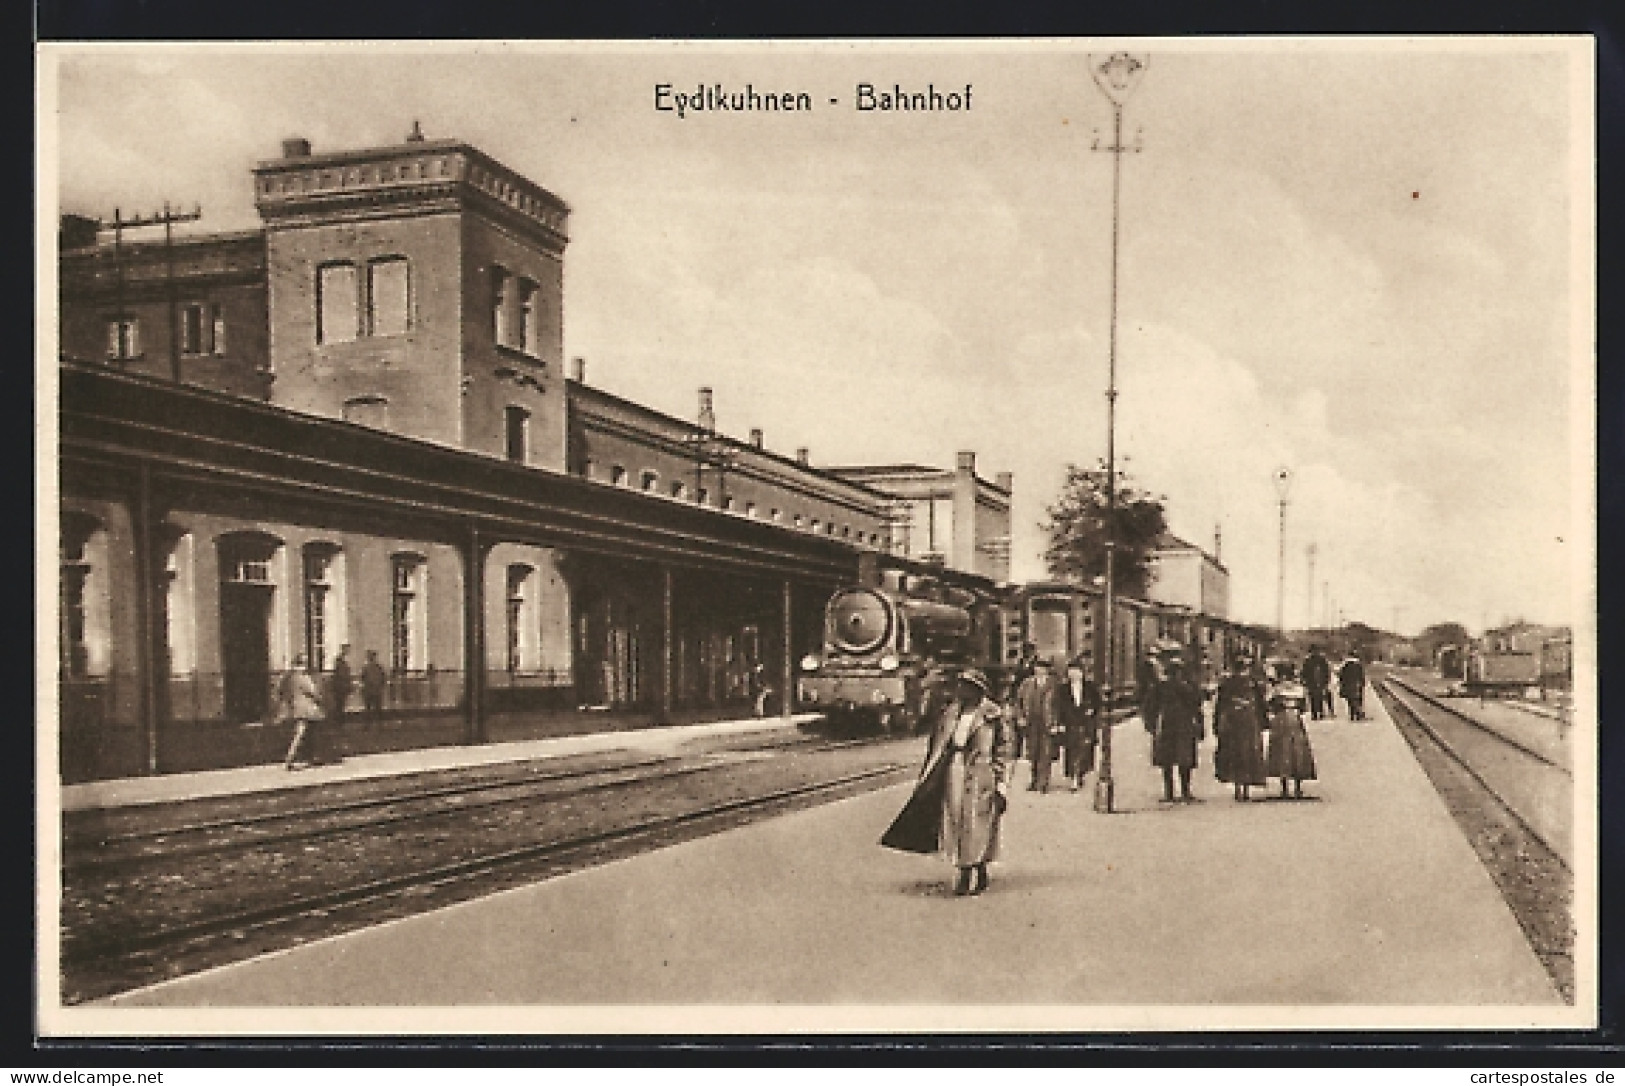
[367,257,410,337]
[504,406,529,463]
[491,266,512,348]
[519,279,540,356]
[317,262,359,344]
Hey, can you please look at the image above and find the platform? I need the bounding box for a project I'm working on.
[60,713,817,812]
[79,684,1568,1029]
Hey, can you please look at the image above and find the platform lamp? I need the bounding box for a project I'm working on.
[1088,50,1148,816]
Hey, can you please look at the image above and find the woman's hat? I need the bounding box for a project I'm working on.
[958,669,992,695]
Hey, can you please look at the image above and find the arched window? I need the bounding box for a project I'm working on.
[302,542,345,672]
[610,465,628,487]
[506,564,538,673]
[163,531,197,675]
[60,513,104,679]
[670,480,688,500]
[391,554,428,672]
[343,395,390,428]
[317,262,359,344]
[640,470,659,492]
[367,257,411,337]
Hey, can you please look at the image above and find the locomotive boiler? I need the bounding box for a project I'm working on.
[797,577,999,733]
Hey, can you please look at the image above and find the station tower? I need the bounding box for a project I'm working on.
[253,127,570,469]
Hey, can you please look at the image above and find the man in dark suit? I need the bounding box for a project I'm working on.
[1056,656,1103,792]
[1013,657,1060,793]
[1302,644,1333,720]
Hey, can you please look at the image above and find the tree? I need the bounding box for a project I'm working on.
[1041,462,1169,598]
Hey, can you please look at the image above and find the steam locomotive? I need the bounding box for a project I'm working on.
[797,571,1261,734]
[795,573,1001,734]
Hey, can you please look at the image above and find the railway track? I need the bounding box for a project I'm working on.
[1374,676,1574,1002]
[1383,672,1569,775]
[61,737,913,1003]
[66,734,879,874]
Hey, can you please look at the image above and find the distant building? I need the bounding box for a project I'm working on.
[1144,530,1229,620]
[826,455,1013,583]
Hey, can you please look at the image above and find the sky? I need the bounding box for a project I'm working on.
[43,41,1591,634]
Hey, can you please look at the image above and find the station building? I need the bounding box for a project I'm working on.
[55,129,1012,781]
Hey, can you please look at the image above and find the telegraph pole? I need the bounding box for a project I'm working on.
[1088,51,1147,815]
[1306,542,1317,633]
[106,203,202,377]
[1274,467,1293,640]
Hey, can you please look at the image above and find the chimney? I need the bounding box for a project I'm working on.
[795,447,810,465]
[956,451,976,473]
[1214,524,1223,563]
[571,356,586,382]
[995,471,1013,493]
[698,386,716,433]
[406,120,425,143]
[749,428,764,448]
[281,137,312,159]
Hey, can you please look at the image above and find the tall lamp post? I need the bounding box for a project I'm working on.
[1089,51,1147,815]
[1274,467,1293,642]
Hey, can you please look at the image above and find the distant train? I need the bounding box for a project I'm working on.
[796,570,1265,733]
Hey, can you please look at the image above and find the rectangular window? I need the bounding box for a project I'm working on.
[368,258,410,337]
[303,550,332,672]
[491,267,511,348]
[504,406,529,464]
[181,304,206,355]
[211,303,226,355]
[390,556,425,673]
[317,263,359,344]
[106,318,140,360]
[519,280,540,356]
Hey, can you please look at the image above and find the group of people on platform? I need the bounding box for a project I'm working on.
[275,644,390,770]
[884,639,1370,896]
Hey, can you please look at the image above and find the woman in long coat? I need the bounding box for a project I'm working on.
[1213,655,1269,800]
[881,669,1012,896]
[1147,655,1204,803]
[1265,689,1318,799]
